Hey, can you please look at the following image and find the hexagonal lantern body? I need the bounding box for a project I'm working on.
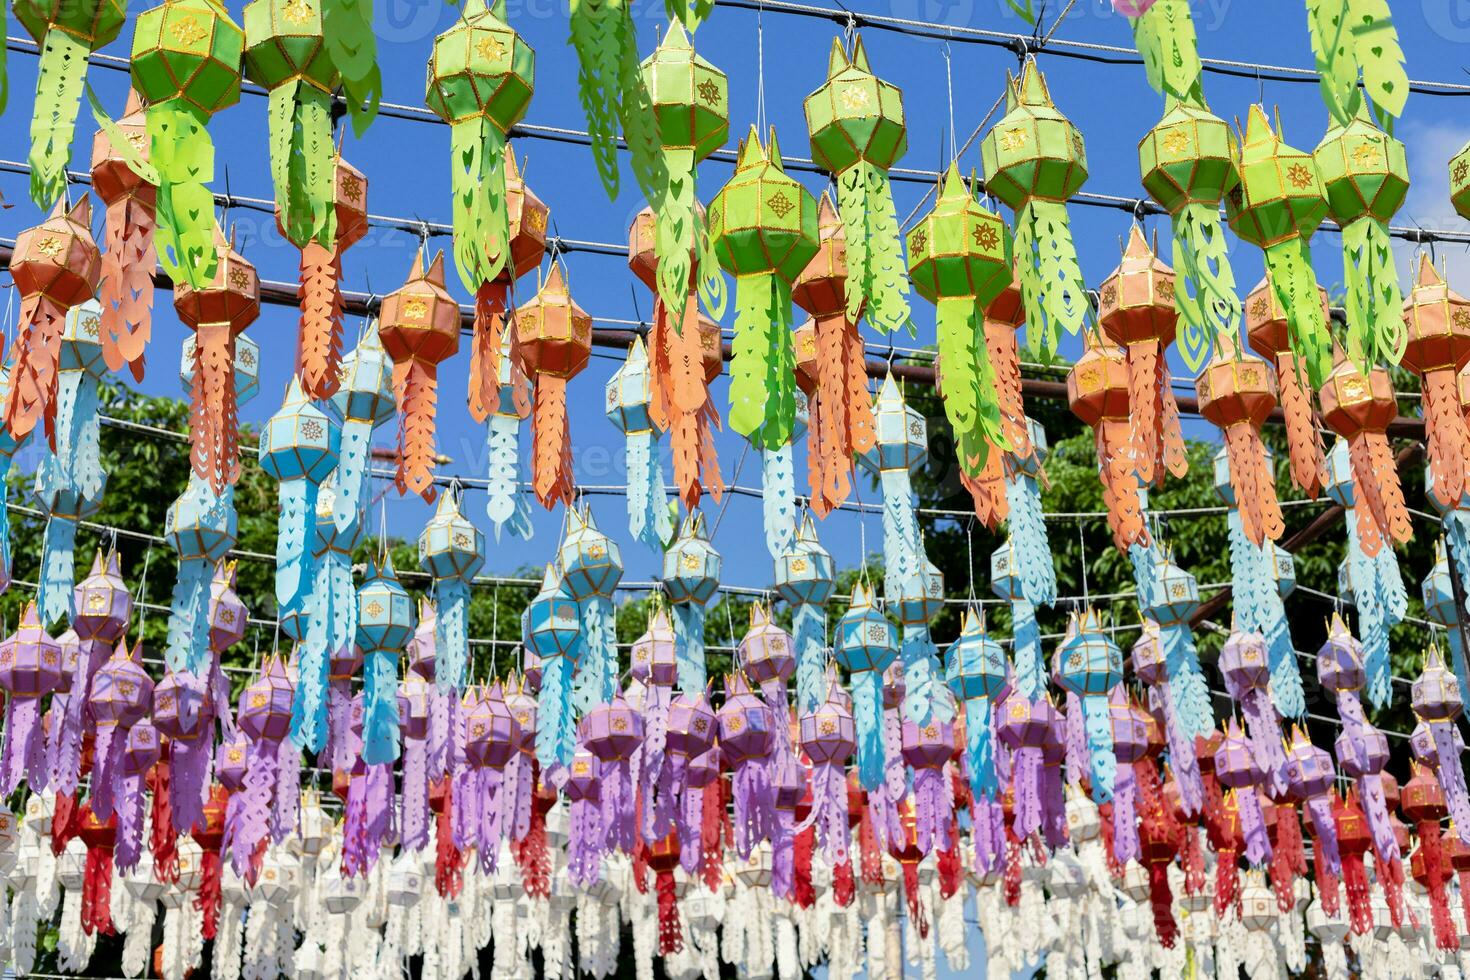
[523,566,581,663]
[834,581,896,674]
[11,198,101,310]
[1422,549,1458,627]
[130,0,244,115]
[1213,720,1262,791]
[88,640,151,727]
[606,337,655,436]
[665,691,716,760]
[662,515,721,605]
[582,694,643,763]
[775,515,835,606]
[630,608,678,688]
[1144,551,1201,626]
[642,23,728,164]
[558,508,622,601]
[857,375,926,476]
[738,604,794,688]
[238,656,294,742]
[894,556,944,626]
[980,61,1086,209]
[1108,688,1150,766]
[906,166,1012,307]
[1317,358,1398,441]
[242,0,336,93]
[800,682,855,765]
[463,685,521,769]
[1315,615,1366,693]
[418,489,485,583]
[1131,620,1166,687]
[1138,102,1237,213]
[1225,106,1326,250]
[1066,331,1130,428]
[355,558,414,653]
[514,263,592,381]
[398,675,433,740]
[73,549,132,645]
[804,37,905,176]
[172,225,260,336]
[1219,629,1271,692]
[945,608,1008,702]
[1283,732,1335,799]
[1052,610,1122,699]
[258,378,340,484]
[1098,225,1177,348]
[900,716,955,770]
[208,560,247,652]
[995,692,1058,751]
[707,127,820,282]
[1412,646,1462,723]
[1312,106,1408,227]
[1244,274,1330,363]
[424,0,534,130]
[718,674,772,764]
[1452,141,1470,222]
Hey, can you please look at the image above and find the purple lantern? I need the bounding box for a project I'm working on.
[719,672,775,860]
[1106,686,1150,865]
[152,667,214,834]
[116,721,160,871]
[397,674,434,851]
[564,744,603,886]
[52,551,131,794]
[1283,727,1340,874]
[1213,718,1272,866]
[996,692,1061,845]
[799,670,855,866]
[224,656,294,880]
[86,638,152,818]
[0,603,64,795]
[584,693,643,856]
[1219,628,1288,799]
[666,691,717,875]
[207,562,248,725]
[901,712,956,856]
[1411,644,1470,844]
[216,733,249,791]
[633,607,678,844]
[1131,619,1203,816]
[460,683,525,871]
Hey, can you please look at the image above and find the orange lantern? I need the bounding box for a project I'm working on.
[1246,275,1330,498]
[378,249,461,501]
[514,262,591,510]
[1318,350,1412,555]
[791,194,877,518]
[1196,333,1284,544]
[173,224,259,492]
[5,196,101,447]
[295,154,370,400]
[984,270,1032,463]
[628,206,724,511]
[1068,330,1146,551]
[1098,225,1187,487]
[90,90,155,382]
[1401,255,1470,510]
[470,148,548,424]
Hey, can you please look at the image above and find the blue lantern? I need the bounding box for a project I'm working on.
[163,476,237,674]
[485,330,535,542]
[944,608,1008,801]
[1325,438,1406,707]
[835,579,897,789]
[419,486,485,693]
[1052,609,1123,803]
[663,512,721,693]
[526,564,583,770]
[330,322,396,530]
[775,513,835,714]
[760,390,807,562]
[1422,543,1470,710]
[356,556,415,764]
[33,300,108,624]
[559,506,623,711]
[606,337,673,552]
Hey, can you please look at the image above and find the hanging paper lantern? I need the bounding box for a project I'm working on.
[90,91,156,382]
[774,513,834,715]
[1212,445,1303,721]
[979,59,1088,359]
[640,24,727,319]
[792,194,876,517]
[15,0,125,207]
[1411,645,1470,843]
[1099,224,1187,489]
[1132,0,1239,372]
[328,321,393,530]
[378,248,459,500]
[484,326,536,543]
[804,35,909,334]
[222,656,293,880]
[1226,105,1333,389]
[944,608,1007,802]
[631,606,676,840]
[1403,256,1470,511]
[470,147,545,425]
[525,564,583,772]
[1129,591,1208,817]
[798,670,854,867]
[30,300,107,626]
[173,223,260,492]
[4,198,101,449]
[1106,687,1151,866]
[1283,727,1340,875]
[243,0,339,247]
[708,126,819,449]
[605,338,674,552]
[1423,544,1470,709]
[129,0,243,287]
[835,580,896,791]
[1068,330,1146,551]
[560,507,621,717]
[662,512,721,694]
[356,558,414,767]
[1196,335,1283,547]
[115,722,159,874]
[0,603,64,795]
[989,431,1054,704]
[583,693,642,856]
[900,714,956,857]
[151,665,213,836]
[292,156,370,400]
[1244,275,1329,499]
[426,0,534,292]
[995,692,1064,846]
[1401,764,1460,951]
[88,640,153,821]
[628,208,725,515]
[1213,720,1271,868]
[51,550,131,797]
[906,164,1013,491]
[719,672,775,860]
[1324,440,1407,708]
[418,487,484,696]
[514,262,592,511]
[1052,610,1123,803]
[1218,628,1288,799]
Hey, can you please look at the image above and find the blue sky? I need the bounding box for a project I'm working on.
[1,0,1469,618]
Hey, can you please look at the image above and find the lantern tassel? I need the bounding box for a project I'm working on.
[1079,694,1116,803]
[654,149,696,316]
[393,358,440,501]
[38,516,76,626]
[964,697,996,800]
[853,669,884,790]
[1169,202,1239,374]
[147,102,219,289]
[532,374,574,509]
[1263,237,1333,388]
[267,82,335,248]
[297,240,343,399]
[1015,200,1088,357]
[434,577,470,693]
[450,117,508,292]
[730,273,796,448]
[793,602,825,716]
[671,601,706,694]
[164,557,212,674]
[761,441,796,560]
[1425,370,1470,509]
[837,160,910,333]
[1276,353,1324,497]
[1341,215,1405,371]
[27,30,88,209]
[5,293,67,448]
[189,323,240,492]
[468,282,506,424]
[535,655,575,770]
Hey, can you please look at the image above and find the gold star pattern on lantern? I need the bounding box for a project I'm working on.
[282,0,312,24]
[999,127,1027,152]
[697,79,721,107]
[1286,163,1314,189]
[1162,129,1191,155]
[171,15,206,44]
[36,237,62,257]
[475,35,505,63]
[973,224,999,251]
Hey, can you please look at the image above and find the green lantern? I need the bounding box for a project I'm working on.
[16,0,125,208]
[425,0,535,294]
[1131,0,1241,372]
[707,127,819,450]
[1225,105,1333,389]
[804,35,910,334]
[906,164,1013,473]
[640,24,728,319]
[1451,144,1470,222]
[1314,102,1409,370]
[244,0,339,248]
[980,60,1088,361]
[130,0,244,289]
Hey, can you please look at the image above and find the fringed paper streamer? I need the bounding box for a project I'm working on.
[1053,610,1122,804]
[1068,331,1148,552]
[24,4,120,210]
[1327,439,1407,708]
[163,476,236,674]
[718,675,774,859]
[805,37,911,334]
[663,513,720,694]
[1405,255,1470,513]
[761,439,798,561]
[584,693,640,856]
[419,487,484,694]
[87,640,152,820]
[294,155,368,401]
[88,90,155,381]
[607,337,673,552]
[515,264,591,511]
[710,127,815,450]
[331,318,394,530]
[115,722,159,872]
[993,447,1056,698]
[356,558,413,767]
[529,562,587,773]
[836,581,896,791]
[567,0,640,201]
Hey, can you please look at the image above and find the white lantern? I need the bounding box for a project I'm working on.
[8,840,39,892]
[125,851,166,904]
[293,792,329,857]
[388,857,424,909]
[56,840,86,891]
[1306,898,1348,943]
[734,843,773,888]
[1047,854,1085,899]
[1182,908,1217,944]
[1240,878,1277,932]
[254,854,300,906]
[685,893,719,932]
[324,871,364,914]
[23,793,54,834]
[220,866,248,905]
[1120,860,1151,903]
[548,880,575,916]
[1065,792,1101,842]
[544,804,570,848]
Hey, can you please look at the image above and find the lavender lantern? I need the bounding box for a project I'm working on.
[631,607,678,841]
[583,692,643,856]
[115,721,159,871]
[53,550,131,794]
[1132,618,1203,816]
[1283,727,1341,874]
[719,672,775,859]
[152,664,214,834]
[1218,627,1288,798]
[460,683,524,871]
[1411,644,1470,844]
[1107,686,1151,866]
[206,561,247,723]
[397,673,433,851]
[0,604,63,794]
[1213,718,1272,866]
[564,745,603,886]
[996,692,1062,844]
[665,688,716,875]
[900,710,956,856]
[223,656,294,880]
[799,668,855,865]
[86,638,152,818]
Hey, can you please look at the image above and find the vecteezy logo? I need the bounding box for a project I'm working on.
[886,0,976,34]
[1423,0,1470,43]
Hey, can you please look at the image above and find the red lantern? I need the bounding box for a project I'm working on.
[647,828,684,954]
[76,805,117,936]
[1402,765,1457,950]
